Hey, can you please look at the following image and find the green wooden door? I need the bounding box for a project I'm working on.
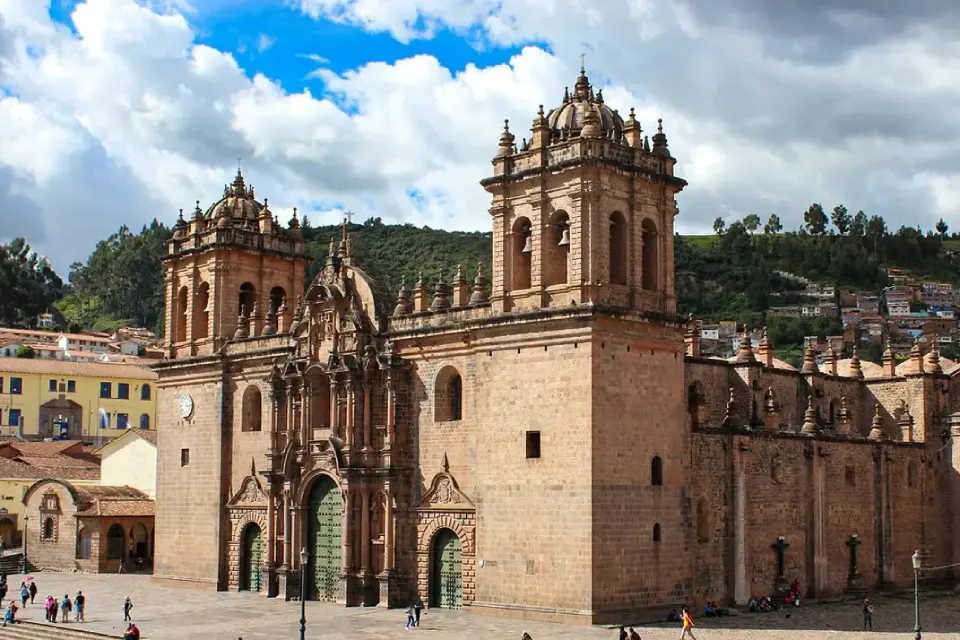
[308,477,343,601]
[241,524,263,592]
[431,529,463,609]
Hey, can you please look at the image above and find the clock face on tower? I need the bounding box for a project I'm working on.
[178,393,194,419]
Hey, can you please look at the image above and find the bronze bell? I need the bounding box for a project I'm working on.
[558,226,570,247]
[521,234,533,254]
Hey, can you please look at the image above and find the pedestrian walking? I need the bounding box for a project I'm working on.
[404,603,416,630]
[44,595,54,621]
[629,628,642,640]
[2,600,16,627]
[18,584,27,608]
[50,595,59,624]
[75,591,85,622]
[680,606,698,640]
[61,594,72,622]
[123,596,134,622]
[28,581,37,604]
[414,600,422,627]
[863,598,873,631]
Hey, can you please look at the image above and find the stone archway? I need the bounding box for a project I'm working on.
[430,528,463,609]
[240,523,263,592]
[306,476,342,601]
[39,399,83,439]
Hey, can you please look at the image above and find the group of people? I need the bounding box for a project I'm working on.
[403,600,423,630]
[43,592,85,622]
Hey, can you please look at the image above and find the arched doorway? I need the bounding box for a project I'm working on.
[307,477,342,601]
[132,523,149,560]
[430,529,463,609]
[240,523,263,592]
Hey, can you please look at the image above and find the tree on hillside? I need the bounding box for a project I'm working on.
[936,218,949,236]
[0,238,64,327]
[742,214,761,234]
[803,203,828,235]
[851,210,867,237]
[764,214,782,234]
[831,205,851,235]
[15,345,35,359]
[713,217,726,236]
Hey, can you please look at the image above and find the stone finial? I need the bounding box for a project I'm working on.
[735,325,756,363]
[801,395,818,435]
[531,104,550,149]
[413,272,429,313]
[924,335,942,374]
[801,343,819,374]
[898,406,915,443]
[249,300,261,339]
[451,264,469,307]
[868,404,884,441]
[580,105,602,138]
[909,337,925,374]
[430,270,451,311]
[882,336,896,376]
[757,327,773,367]
[825,342,838,375]
[495,119,515,158]
[836,396,853,436]
[721,387,736,428]
[651,118,669,155]
[623,106,642,148]
[233,306,249,339]
[469,262,489,305]
[684,314,700,357]
[763,388,781,432]
[262,299,277,336]
[442,452,450,473]
[393,277,413,316]
[849,343,864,379]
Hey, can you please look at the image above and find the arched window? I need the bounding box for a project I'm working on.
[511,217,532,290]
[140,413,150,430]
[76,528,91,560]
[434,366,463,422]
[641,219,658,291]
[238,282,256,319]
[696,498,709,543]
[828,399,837,426]
[269,286,287,314]
[106,523,126,560]
[42,517,55,541]
[609,211,627,285]
[544,211,570,287]
[176,286,189,342]
[242,385,262,432]
[141,384,152,401]
[194,281,210,340]
[653,523,662,543]
[845,465,856,487]
[651,455,663,486]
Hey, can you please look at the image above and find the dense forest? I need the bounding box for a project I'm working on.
[1,203,957,355]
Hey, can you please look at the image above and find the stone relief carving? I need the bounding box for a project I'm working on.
[228,475,267,507]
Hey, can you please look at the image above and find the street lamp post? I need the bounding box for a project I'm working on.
[912,549,922,640]
[299,547,309,640]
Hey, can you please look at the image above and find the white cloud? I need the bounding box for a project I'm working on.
[256,33,274,53]
[2,0,960,275]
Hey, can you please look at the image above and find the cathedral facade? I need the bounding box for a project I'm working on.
[153,69,959,625]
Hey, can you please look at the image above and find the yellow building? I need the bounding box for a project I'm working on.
[0,359,157,440]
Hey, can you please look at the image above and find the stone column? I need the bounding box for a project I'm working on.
[283,489,293,569]
[344,384,355,450]
[362,382,372,451]
[265,488,277,596]
[385,375,395,455]
[360,488,371,574]
[341,485,353,574]
[284,382,294,443]
[813,448,827,596]
[733,442,748,604]
[383,488,395,572]
[329,380,339,437]
[302,380,312,447]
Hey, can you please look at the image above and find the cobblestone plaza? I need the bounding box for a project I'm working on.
[5,573,959,639]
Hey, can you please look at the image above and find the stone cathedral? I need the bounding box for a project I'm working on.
[154,68,960,625]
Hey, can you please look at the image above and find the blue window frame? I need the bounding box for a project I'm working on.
[8,409,21,427]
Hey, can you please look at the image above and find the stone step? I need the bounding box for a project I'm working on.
[0,621,123,639]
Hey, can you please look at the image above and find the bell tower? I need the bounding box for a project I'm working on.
[480,66,686,313]
[162,169,312,358]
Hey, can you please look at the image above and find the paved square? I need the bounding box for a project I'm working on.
[3,573,958,639]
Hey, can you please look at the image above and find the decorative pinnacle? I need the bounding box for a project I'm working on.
[657,118,663,133]
[178,208,184,222]
[537,104,545,117]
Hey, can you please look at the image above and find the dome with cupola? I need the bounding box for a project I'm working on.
[203,168,265,223]
[545,66,625,140]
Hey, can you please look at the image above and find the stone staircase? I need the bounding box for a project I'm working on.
[0,621,123,639]
[0,551,37,575]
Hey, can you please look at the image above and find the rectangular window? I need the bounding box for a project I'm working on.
[8,409,21,427]
[10,378,22,395]
[67,380,76,393]
[180,449,190,467]
[117,383,129,400]
[48,379,57,392]
[0,377,3,393]
[117,413,128,429]
[525,431,541,459]
[100,382,111,399]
